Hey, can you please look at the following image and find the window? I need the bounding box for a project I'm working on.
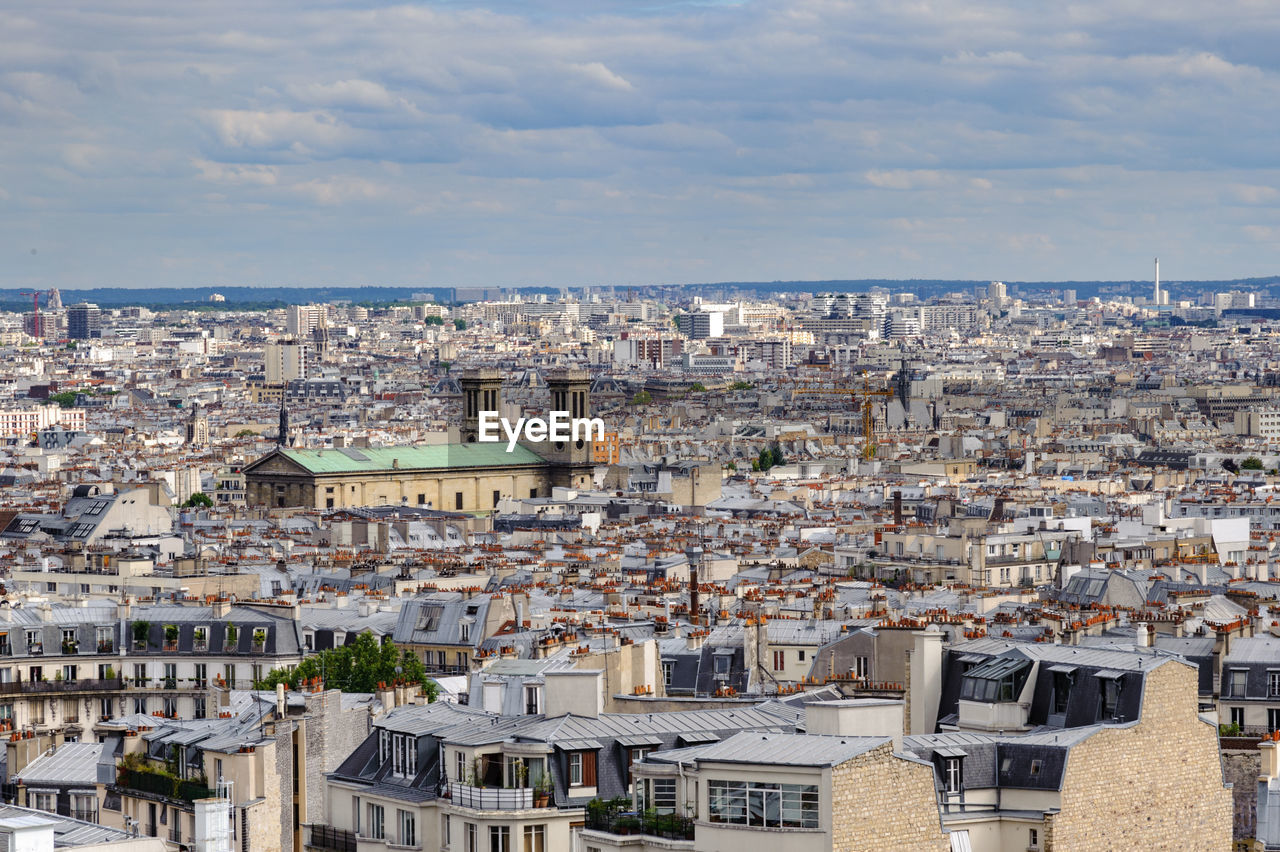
[134,697,148,714]
[194,696,207,719]
[63,664,78,682]
[943,757,962,795]
[1098,677,1122,721]
[568,752,582,786]
[163,697,177,717]
[442,815,451,849]
[708,780,819,828]
[522,825,545,852]
[1051,670,1073,715]
[525,685,540,715]
[489,826,510,852]
[366,803,384,840]
[772,650,785,671]
[194,664,207,688]
[662,661,674,686]
[31,792,55,813]
[398,810,416,847]
[493,490,501,508]
[1029,759,1042,777]
[392,733,418,777]
[1269,708,1280,732]
[379,730,390,765]
[1029,827,1039,849]
[1232,706,1246,728]
[455,492,464,511]
[854,656,869,679]
[460,623,471,643]
[797,650,805,662]
[1230,669,1248,698]
[639,778,677,814]
[1269,671,1280,698]
[567,750,596,786]
[455,750,467,784]
[466,823,478,852]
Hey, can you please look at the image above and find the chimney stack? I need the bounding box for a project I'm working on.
[689,565,700,627]
[893,491,903,527]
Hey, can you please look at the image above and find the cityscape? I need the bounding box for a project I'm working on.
[4,1,1280,852]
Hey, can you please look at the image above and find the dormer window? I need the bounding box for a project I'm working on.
[943,757,962,795]
[959,657,1031,703]
[1097,671,1124,721]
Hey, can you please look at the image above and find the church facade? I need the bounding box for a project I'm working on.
[242,369,595,511]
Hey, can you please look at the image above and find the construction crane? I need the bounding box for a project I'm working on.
[18,290,42,338]
[793,374,895,458]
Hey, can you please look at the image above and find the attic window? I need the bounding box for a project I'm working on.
[84,502,107,516]
[416,607,442,632]
[960,657,1031,703]
[1029,759,1042,777]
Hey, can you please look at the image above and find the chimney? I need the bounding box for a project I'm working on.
[686,630,705,651]
[909,626,944,735]
[1135,623,1152,648]
[544,670,603,718]
[275,683,286,717]
[1263,740,1280,782]
[893,491,903,527]
[212,598,233,618]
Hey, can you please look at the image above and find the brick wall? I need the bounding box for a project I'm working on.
[829,742,949,852]
[1047,660,1232,851]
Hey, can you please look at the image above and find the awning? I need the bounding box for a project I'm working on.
[933,746,968,759]
[1047,665,1077,674]
[1094,669,1125,680]
[616,735,664,748]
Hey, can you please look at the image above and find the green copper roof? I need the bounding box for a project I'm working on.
[279,443,547,474]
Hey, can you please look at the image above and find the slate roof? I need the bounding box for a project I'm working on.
[13,742,104,787]
[651,731,888,767]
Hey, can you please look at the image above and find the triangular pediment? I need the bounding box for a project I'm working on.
[243,450,311,476]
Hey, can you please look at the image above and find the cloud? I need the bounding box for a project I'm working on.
[4,0,1280,285]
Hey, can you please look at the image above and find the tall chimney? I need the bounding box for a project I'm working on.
[893,491,903,527]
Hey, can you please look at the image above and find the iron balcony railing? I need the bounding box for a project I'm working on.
[446,782,533,810]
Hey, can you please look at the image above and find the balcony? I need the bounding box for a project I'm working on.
[97,640,115,654]
[114,766,214,803]
[0,677,123,696]
[585,809,696,843]
[61,641,79,655]
[308,824,357,852]
[69,808,98,823]
[168,826,183,844]
[445,782,533,810]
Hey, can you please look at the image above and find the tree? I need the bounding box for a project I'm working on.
[630,390,652,406]
[1241,457,1265,470]
[689,382,707,393]
[255,631,438,700]
[757,448,773,472]
[48,391,79,408]
[424,315,444,325]
[234,429,257,438]
[453,319,467,331]
[729,381,753,391]
[182,492,213,508]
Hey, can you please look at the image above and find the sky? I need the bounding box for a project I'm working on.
[2,0,1279,289]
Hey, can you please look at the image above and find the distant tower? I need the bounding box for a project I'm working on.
[277,401,291,447]
[458,369,503,443]
[46,288,62,312]
[1154,257,1161,306]
[186,405,209,448]
[542,369,594,489]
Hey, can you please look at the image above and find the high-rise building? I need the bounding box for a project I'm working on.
[286,304,325,337]
[67,303,103,339]
[264,341,309,385]
[988,281,1007,307]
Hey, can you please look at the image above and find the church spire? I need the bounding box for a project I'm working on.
[278,398,290,447]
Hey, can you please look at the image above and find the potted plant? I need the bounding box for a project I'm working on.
[164,625,179,650]
[252,628,267,651]
[512,758,528,789]
[193,628,208,651]
[225,623,239,649]
[104,665,116,681]
[132,621,151,650]
[533,773,552,807]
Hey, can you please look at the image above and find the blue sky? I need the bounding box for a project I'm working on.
[2,0,1278,288]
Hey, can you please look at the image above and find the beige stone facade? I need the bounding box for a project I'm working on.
[829,742,950,852]
[1044,660,1232,852]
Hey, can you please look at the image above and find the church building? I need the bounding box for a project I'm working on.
[242,369,595,510]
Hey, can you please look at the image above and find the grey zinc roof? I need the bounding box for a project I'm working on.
[1223,634,1280,664]
[952,637,1174,672]
[14,742,104,787]
[0,803,145,846]
[658,731,889,767]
